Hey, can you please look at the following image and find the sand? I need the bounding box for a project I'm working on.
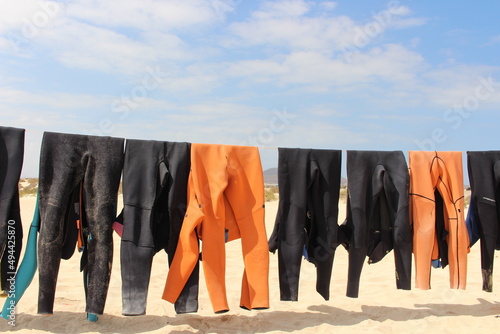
[1,196,499,333]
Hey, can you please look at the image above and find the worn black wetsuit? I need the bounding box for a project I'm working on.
[37,132,124,315]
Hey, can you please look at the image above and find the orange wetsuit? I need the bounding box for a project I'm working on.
[162,143,269,313]
[409,151,469,290]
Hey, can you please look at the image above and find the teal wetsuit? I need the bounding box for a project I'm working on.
[1,197,39,320]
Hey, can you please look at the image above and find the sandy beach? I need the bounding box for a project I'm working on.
[1,196,499,333]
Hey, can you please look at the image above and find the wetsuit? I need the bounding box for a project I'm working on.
[268,147,342,301]
[466,151,500,292]
[37,132,124,316]
[118,139,198,315]
[1,195,39,320]
[163,144,269,313]
[409,151,468,290]
[0,126,25,294]
[340,150,412,298]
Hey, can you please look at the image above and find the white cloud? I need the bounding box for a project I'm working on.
[225,57,288,83]
[225,44,427,91]
[0,0,62,54]
[319,2,337,11]
[65,0,235,30]
[31,17,195,76]
[227,0,427,54]
[228,3,357,52]
[252,0,311,19]
[42,20,155,74]
[422,65,500,107]
[0,0,232,75]
[0,0,58,32]
[1,0,430,90]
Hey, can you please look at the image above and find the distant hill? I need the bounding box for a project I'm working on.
[263,168,278,185]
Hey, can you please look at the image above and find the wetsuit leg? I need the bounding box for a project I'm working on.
[81,136,124,315]
[0,127,25,293]
[343,150,372,297]
[162,172,205,310]
[306,149,341,300]
[1,188,23,294]
[121,243,154,315]
[385,152,412,291]
[435,151,467,290]
[1,194,39,320]
[164,142,198,314]
[268,148,309,301]
[225,146,269,310]
[120,140,163,316]
[38,133,86,314]
[467,151,500,291]
[410,151,439,290]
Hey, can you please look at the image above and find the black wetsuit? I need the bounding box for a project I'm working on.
[37,132,124,315]
[0,126,25,293]
[340,150,412,298]
[117,139,198,315]
[268,147,342,301]
[467,151,500,292]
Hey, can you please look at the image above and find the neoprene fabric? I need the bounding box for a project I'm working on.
[409,151,468,290]
[0,126,25,293]
[163,144,269,313]
[118,139,198,315]
[1,194,39,319]
[466,151,500,292]
[340,150,412,298]
[37,132,124,315]
[268,148,342,301]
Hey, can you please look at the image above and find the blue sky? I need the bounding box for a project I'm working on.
[1,0,500,177]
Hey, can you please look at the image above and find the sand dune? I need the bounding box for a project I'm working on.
[1,196,499,333]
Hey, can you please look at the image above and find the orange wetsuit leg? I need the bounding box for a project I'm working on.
[224,146,269,310]
[435,151,468,289]
[410,151,438,289]
[163,144,229,312]
[163,144,269,313]
[162,171,205,306]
